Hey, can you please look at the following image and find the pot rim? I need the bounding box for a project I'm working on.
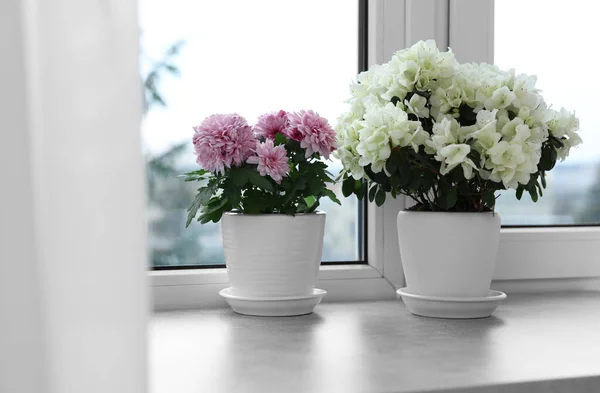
[399,210,499,215]
[224,210,325,217]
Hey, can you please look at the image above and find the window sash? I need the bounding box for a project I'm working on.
[448,0,600,279]
[152,0,600,310]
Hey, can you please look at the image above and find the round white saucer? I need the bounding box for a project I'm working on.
[397,288,506,319]
[219,288,327,317]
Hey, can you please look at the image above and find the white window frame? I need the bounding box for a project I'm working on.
[449,0,600,287]
[152,0,600,310]
[152,0,409,310]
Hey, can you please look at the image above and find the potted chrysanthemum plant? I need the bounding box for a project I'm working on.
[183,110,339,316]
[335,40,582,318]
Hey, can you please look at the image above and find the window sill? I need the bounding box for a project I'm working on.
[151,291,600,393]
[151,264,396,310]
[151,264,381,286]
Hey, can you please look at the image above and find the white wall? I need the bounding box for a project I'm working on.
[0,0,148,392]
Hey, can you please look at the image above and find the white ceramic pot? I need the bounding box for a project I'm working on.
[397,211,501,298]
[221,212,326,298]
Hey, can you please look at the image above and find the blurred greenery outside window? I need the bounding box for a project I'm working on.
[140,1,363,268]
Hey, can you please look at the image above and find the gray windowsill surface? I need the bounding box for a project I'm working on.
[151,292,600,393]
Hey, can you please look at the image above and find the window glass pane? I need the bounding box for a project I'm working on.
[140,0,361,267]
[494,0,599,225]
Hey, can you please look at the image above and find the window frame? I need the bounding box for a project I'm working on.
[152,0,405,310]
[449,0,600,284]
[152,0,600,310]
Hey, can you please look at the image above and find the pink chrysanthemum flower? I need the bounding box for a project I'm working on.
[247,139,289,183]
[286,110,337,158]
[254,110,290,139]
[192,113,256,174]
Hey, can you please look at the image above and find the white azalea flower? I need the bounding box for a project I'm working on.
[500,118,524,140]
[547,108,579,138]
[511,73,541,109]
[405,94,430,118]
[476,109,498,127]
[435,144,477,179]
[545,108,582,160]
[350,65,388,101]
[426,117,459,153]
[389,40,457,92]
[396,59,420,91]
[487,166,530,190]
[472,122,501,153]
[356,124,390,173]
[335,39,581,199]
[484,86,517,110]
[354,102,432,174]
[557,128,583,161]
[484,141,535,189]
[335,148,365,179]
[354,104,405,172]
[486,141,526,168]
[430,83,464,117]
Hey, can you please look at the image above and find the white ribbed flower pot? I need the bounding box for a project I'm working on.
[397,211,501,298]
[221,212,326,298]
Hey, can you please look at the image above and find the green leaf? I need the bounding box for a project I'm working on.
[182,176,206,182]
[294,177,308,191]
[185,186,216,227]
[201,207,224,224]
[183,169,208,177]
[322,189,341,205]
[281,176,308,207]
[180,169,209,182]
[516,187,524,200]
[274,133,287,146]
[355,180,366,200]
[242,193,261,214]
[245,168,275,192]
[228,167,275,192]
[292,152,306,164]
[482,190,496,209]
[549,135,564,149]
[304,195,317,209]
[197,187,215,206]
[445,186,458,209]
[198,197,229,220]
[421,171,435,192]
[365,165,391,187]
[323,171,336,183]
[375,188,386,206]
[409,175,423,192]
[397,158,412,187]
[198,197,229,224]
[528,187,539,202]
[342,176,355,198]
[468,149,481,165]
[539,144,558,171]
[385,156,398,174]
[223,186,242,209]
[306,200,320,213]
[540,171,547,188]
[368,184,378,203]
[229,167,250,188]
[535,179,543,197]
[437,181,457,210]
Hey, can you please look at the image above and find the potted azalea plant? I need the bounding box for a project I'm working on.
[183,110,339,316]
[335,40,582,318]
